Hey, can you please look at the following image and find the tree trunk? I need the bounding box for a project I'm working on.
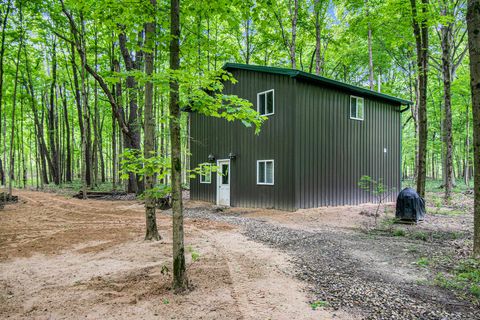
[291,0,298,69]
[466,0,480,257]
[0,0,11,186]
[113,59,126,190]
[24,46,50,185]
[59,84,72,182]
[69,42,92,186]
[92,29,99,187]
[366,0,374,90]
[118,31,143,194]
[9,6,23,195]
[314,0,322,75]
[170,0,187,292]
[410,0,429,198]
[441,5,454,202]
[48,39,60,185]
[465,103,470,186]
[79,15,89,199]
[144,0,161,241]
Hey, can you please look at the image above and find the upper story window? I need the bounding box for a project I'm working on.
[257,160,274,185]
[200,163,212,184]
[350,96,364,121]
[257,89,274,116]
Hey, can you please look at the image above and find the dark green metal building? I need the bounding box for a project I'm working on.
[190,63,412,211]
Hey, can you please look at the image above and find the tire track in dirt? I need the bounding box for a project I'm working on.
[194,228,245,320]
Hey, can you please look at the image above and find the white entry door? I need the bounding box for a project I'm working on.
[216,159,230,206]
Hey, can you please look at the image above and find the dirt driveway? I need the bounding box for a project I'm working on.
[0,190,477,319]
[0,190,344,320]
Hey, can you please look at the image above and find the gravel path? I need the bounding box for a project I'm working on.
[180,207,479,320]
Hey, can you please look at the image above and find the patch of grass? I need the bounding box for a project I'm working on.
[431,207,466,216]
[434,258,480,300]
[411,231,429,241]
[416,257,430,268]
[310,300,329,310]
[162,298,170,305]
[392,228,406,237]
[409,178,474,193]
[380,217,398,228]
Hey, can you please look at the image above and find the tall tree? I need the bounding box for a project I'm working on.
[441,0,454,200]
[8,1,24,195]
[274,0,299,69]
[436,0,468,201]
[365,0,374,90]
[48,38,60,185]
[410,0,430,198]
[144,0,161,241]
[466,0,479,257]
[170,0,187,291]
[118,28,144,194]
[59,83,72,182]
[0,0,11,186]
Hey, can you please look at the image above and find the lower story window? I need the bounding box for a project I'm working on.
[257,160,274,185]
[200,164,211,183]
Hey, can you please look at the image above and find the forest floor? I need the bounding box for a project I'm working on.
[0,188,478,319]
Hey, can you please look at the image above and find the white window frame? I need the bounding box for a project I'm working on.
[256,160,274,185]
[257,89,275,116]
[200,163,212,184]
[350,95,364,121]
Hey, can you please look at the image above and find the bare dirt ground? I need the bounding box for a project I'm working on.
[0,190,347,320]
[184,199,478,319]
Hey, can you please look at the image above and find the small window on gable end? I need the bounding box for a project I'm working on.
[257,160,274,185]
[257,89,274,116]
[350,96,364,121]
[200,164,211,184]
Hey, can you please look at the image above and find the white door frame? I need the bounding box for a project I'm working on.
[216,159,230,206]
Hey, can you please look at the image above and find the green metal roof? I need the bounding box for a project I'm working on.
[223,63,413,106]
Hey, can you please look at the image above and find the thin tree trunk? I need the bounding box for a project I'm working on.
[113,59,125,190]
[79,15,89,199]
[92,28,99,187]
[410,0,429,198]
[170,0,187,292]
[59,84,72,182]
[48,39,60,185]
[291,0,298,69]
[24,46,50,185]
[314,0,322,75]
[466,0,480,257]
[110,41,117,190]
[441,4,454,201]
[0,0,11,187]
[9,7,23,195]
[245,18,250,64]
[366,0,374,90]
[69,42,91,186]
[465,103,470,186]
[144,0,161,241]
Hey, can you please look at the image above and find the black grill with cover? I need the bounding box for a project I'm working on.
[395,188,425,223]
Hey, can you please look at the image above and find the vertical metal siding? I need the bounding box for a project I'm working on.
[190,70,296,210]
[294,80,401,208]
[191,70,401,211]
